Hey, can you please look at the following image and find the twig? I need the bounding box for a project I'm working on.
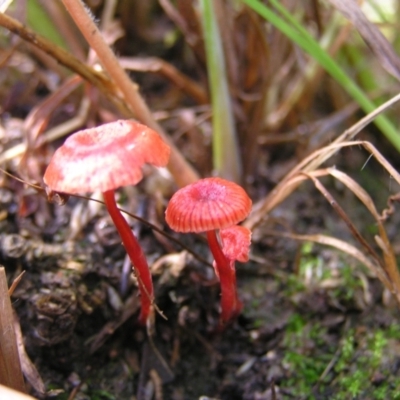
[0,11,128,114]
[118,56,208,104]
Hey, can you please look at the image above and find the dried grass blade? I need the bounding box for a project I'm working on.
[303,90,400,170]
[8,271,25,297]
[326,168,380,218]
[358,141,400,185]
[0,267,25,392]
[304,171,383,267]
[326,168,400,301]
[249,174,313,220]
[246,89,400,228]
[13,313,45,395]
[328,0,400,82]
[269,230,389,286]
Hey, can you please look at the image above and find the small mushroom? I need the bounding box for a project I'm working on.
[165,177,252,325]
[43,120,170,325]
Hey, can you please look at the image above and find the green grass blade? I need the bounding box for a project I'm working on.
[27,0,68,50]
[199,0,242,182]
[243,0,400,151]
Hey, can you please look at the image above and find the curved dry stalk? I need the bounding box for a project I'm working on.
[248,140,400,304]
[245,91,400,229]
[358,141,400,184]
[61,0,199,188]
[325,168,400,302]
[267,230,390,287]
[289,167,400,304]
[302,170,383,266]
[245,138,400,229]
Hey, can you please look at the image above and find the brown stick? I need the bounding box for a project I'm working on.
[61,0,199,188]
[118,56,208,105]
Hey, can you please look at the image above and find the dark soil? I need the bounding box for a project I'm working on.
[2,152,400,400]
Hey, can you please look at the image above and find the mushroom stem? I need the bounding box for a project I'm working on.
[103,190,153,325]
[206,230,241,323]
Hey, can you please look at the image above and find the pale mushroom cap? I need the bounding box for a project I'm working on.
[220,225,252,262]
[165,177,252,232]
[43,120,170,193]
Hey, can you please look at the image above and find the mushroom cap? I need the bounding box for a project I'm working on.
[220,225,252,262]
[43,120,170,193]
[165,177,252,232]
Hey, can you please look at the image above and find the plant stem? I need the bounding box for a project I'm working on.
[206,230,241,324]
[103,190,153,325]
[61,0,199,188]
[199,0,242,183]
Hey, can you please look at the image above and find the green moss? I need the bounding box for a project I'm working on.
[282,316,331,397]
[284,274,306,295]
[281,318,400,399]
[330,329,400,399]
[388,323,400,340]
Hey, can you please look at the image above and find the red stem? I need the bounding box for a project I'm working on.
[206,230,241,324]
[103,190,153,325]
[229,259,243,319]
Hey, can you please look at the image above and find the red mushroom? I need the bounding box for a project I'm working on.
[43,120,170,325]
[165,177,252,324]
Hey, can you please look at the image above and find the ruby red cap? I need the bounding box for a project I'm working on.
[43,120,170,194]
[165,177,252,232]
